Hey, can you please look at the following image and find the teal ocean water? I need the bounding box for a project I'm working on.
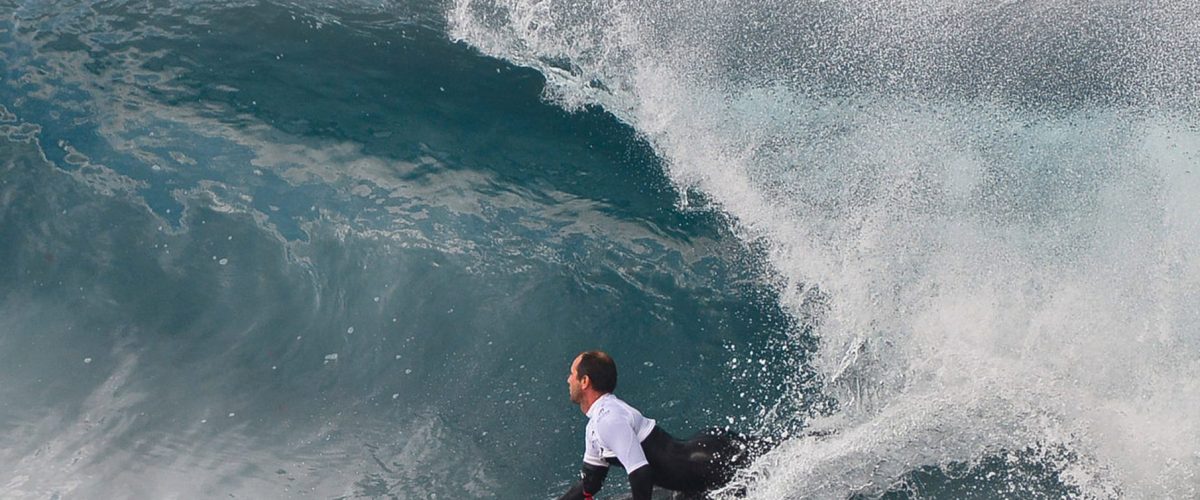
[2,1,1198,498]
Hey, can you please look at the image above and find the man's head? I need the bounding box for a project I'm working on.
[568,350,617,404]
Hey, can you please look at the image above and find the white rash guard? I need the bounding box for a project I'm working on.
[582,393,657,472]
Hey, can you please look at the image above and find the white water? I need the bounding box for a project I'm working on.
[449,1,1200,497]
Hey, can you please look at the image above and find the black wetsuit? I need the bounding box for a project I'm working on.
[558,426,759,500]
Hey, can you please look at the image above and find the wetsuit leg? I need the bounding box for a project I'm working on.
[639,426,764,493]
[561,427,767,498]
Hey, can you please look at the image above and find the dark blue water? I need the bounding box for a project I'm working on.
[4,1,1199,499]
[0,1,812,498]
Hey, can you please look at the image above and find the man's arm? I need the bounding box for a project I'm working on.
[557,463,609,500]
[627,466,654,499]
[594,417,655,500]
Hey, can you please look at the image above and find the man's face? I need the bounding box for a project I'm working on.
[568,355,585,404]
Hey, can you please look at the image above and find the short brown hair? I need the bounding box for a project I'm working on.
[577,351,617,393]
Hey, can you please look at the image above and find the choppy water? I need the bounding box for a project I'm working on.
[2,0,1198,499]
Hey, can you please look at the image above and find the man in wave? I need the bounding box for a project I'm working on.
[558,351,761,500]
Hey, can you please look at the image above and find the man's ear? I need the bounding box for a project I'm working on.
[580,374,591,390]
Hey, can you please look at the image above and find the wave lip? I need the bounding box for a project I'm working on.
[450,1,1200,497]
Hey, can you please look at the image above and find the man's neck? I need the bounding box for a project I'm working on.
[579,391,605,415]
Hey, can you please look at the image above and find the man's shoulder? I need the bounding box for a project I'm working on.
[592,395,640,423]
[606,394,645,414]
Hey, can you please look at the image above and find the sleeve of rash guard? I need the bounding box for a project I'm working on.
[593,415,650,472]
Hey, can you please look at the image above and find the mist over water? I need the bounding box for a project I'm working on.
[450,0,1200,497]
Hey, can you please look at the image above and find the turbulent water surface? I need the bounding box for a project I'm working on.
[2,0,1198,498]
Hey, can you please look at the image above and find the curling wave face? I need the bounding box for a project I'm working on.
[449,0,1200,497]
[1,1,802,497]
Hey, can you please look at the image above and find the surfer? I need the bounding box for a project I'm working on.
[558,351,762,500]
